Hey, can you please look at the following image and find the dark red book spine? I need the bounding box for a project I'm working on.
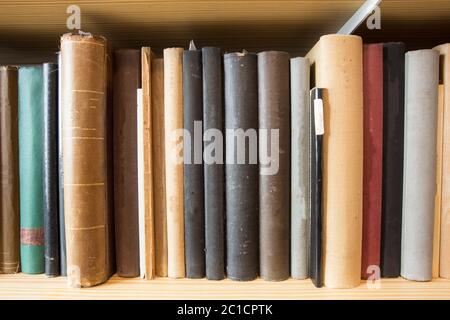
[361,44,383,280]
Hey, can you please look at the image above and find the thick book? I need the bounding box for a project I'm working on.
[381,42,405,278]
[43,62,60,277]
[57,52,67,276]
[163,47,185,278]
[401,49,439,282]
[183,44,205,279]
[139,47,155,279]
[113,49,141,278]
[434,43,450,279]
[202,47,225,280]
[61,33,114,287]
[18,65,45,274]
[290,57,310,280]
[151,57,167,277]
[224,51,259,281]
[0,66,20,274]
[307,34,363,288]
[309,87,324,288]
[258,51,290,281]
[361,44,383,280]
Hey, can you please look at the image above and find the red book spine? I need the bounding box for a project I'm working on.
[362,44,383,279]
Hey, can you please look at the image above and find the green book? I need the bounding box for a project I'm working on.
[18,65,45,274]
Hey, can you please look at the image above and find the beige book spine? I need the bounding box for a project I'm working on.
[151,58,168,277]
[311,34,364,288]
[434,43,450,279]
[163,48,185,278]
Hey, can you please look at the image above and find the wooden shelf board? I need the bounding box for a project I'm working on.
[1,274,449,300]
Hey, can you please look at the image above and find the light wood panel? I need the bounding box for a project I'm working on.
[0,274,450,299]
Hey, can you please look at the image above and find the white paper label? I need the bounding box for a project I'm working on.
[314,98,324,135]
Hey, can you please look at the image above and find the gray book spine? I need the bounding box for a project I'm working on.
[401,49,439,281]
[290,57,310,279]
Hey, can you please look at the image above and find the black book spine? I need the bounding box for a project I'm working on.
[202,47,225,280]
[224,52,259,281]
[43,62,60,277]
[309,87,324,288]
[381,42,405,278]
[57,53,67,276]
[183,46,206,278]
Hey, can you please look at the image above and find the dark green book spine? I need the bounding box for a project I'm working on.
[18,66,45,274]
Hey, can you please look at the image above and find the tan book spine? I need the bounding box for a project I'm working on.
[434,43,450,279]
[163,48,185,278]
[151,58,168,277]
[139,47,155,279]
[433,83,444,278]
[308,34,363,288]
[61,33,112,287]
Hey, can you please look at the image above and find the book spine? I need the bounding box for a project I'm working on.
[0,66,20,274]
[258,51,290,281]
[140,47,155,279]
[43,62,60,277]
[381,42,405,278]
[315,34,363,288]
[434,43,450,279]
[151,57,167,277]
[18,65,45,274]
[361,44,383,279]
[57,52,67,276]
[309,87,324,288]
[61,34,111,287]
[202,47,225,280]
[183,47,205,278]
[163,47,185,278]
[401,49,439,281]
[290,57,310,280]
[224,52,259,281]
[113,49,141,278]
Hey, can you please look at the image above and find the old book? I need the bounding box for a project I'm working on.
[113,49,140,278]
[202,47,225,280]
[18,65,45,274]
[163,47,185,278]
[224,51,259,281]
[290,57,310,280]
[43,62,60,277]
[151,57,167,277]
[361,44,383,280]
[183,43,205,278]
[434,43,450,279]
[381,42,405,278]
[258,51,290,281]
[309,87,324,288]
[61,33,114,287]
[0,66,20,274]
[433,84,444,278]
[57,52,67,276]
[138,47,155,279]
[401,49,439,282]
[307,34,363,288]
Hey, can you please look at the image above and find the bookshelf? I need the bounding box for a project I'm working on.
[1,274,450,300]
[1,0,450,299]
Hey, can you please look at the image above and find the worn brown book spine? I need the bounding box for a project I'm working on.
[164,48,185,278]
[258,51,290,281]
[151,57,167,277]
[113,49,141,277]
[0,66,20,274]
[61,33,113,287]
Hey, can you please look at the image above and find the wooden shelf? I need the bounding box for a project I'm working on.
[1,274,449,299]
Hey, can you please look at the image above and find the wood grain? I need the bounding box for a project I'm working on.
[0,274,450,300]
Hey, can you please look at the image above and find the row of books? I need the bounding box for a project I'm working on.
[0,33,449,289]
